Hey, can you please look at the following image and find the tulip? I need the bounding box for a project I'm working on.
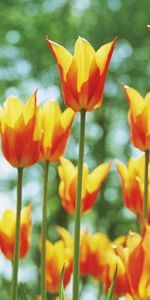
[40,100,75,162]
[123,85,150,224]
[0,92,41,300]
[0,92,42,168]
[103,231,141,297]
[45,240,73,294]
[80,231,111,278]
[40,100,75,300]
[0,205,32,260]
[127,223,150,300]
[123,85,150,152]
[57,227,111,279]
[58,158,111,214]
[46,36,116,112]
[116,155,150,222]
[147,25,150,30]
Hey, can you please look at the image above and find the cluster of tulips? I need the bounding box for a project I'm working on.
[0,26,150,300]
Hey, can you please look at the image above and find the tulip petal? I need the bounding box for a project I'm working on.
[123,85,144,119]
[87,162,111,193]
[95,37,117,74]
[46,38,73,80]
[23,92,36,124]
[74,37,95,90]
[42,100,61,148]
[3,97,23,128]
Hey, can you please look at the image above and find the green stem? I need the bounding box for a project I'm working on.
[50,293,58,300]
[72,109,86,300]
[136,213,141,233]
[41,160,50,300]
[11,167,23,300]
[143,150,149,225]
[97,281,103,300]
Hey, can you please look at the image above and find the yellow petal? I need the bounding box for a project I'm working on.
[21,204,31,224]
[144,92,150,134]
[87,162,111,193]
[123,85,144,119]
[46,38,73,80]
[59,158,76,186]
[95,39,116,74]
[0,210,16,238]
[81,163,89,198]
[57,227,73,247]
[116,160,127,181]
[3,97,23,128]
[74,37,95,90]
[59,108,75,130]
[23,92,36,124]
[42,100,61,148]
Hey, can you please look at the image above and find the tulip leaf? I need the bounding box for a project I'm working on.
[19,283,28,300]
[59,264,65,300]
[106,266,117,300]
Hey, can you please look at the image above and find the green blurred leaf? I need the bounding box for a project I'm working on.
[106,266,117,300]
[19,283,28,300]
[59,264,65,300]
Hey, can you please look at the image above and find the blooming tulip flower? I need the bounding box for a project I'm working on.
[57,227,111,279]
[0,205,32,260]
[0,92,42,168]
[58,158,111,214]
[45,240,73,293]
[123,85,150,151]
[103,231,141,297]
[147,25,150,30]
[46,36,117,112]
[80,231,111,278]
[40,100,75,162]
[116,154,150,222]
[40,101,75,300]
[127,223,150,300]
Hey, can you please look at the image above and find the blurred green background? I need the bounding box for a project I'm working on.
[0,0,150,299]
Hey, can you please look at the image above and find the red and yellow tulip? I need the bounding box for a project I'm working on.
[103,231,141,297]
[127,223,150,300]
[45,239,73,293]
[47,36,116,112]
[58,158,111,214]
[116,154,150,222]
[0,92,42,168]
[123,85,150,151]
[40,100,75,162]
[0,205,32,260]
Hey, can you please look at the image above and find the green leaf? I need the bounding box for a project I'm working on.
[106,266,117,300]
[19,283,28,300]
[59,264,65,300]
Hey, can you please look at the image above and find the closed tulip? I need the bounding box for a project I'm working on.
[116,155,150,222]
[58,158,111,214]
[0,92,42,168]
[127,223,150,300]
[103,231,141,297]
[0,205,32,260]
[47,36,116,112]
[123,85,150,151]
[40,100,75,162]
[45,239,73,293]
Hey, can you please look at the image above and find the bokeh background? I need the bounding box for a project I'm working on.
[0,0,150,299]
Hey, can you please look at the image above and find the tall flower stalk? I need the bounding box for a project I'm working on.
[143,150,150,224]
[11,167,23,300]
[46,36,116,300]
[73,109,86,300]
[41,161,50,300]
